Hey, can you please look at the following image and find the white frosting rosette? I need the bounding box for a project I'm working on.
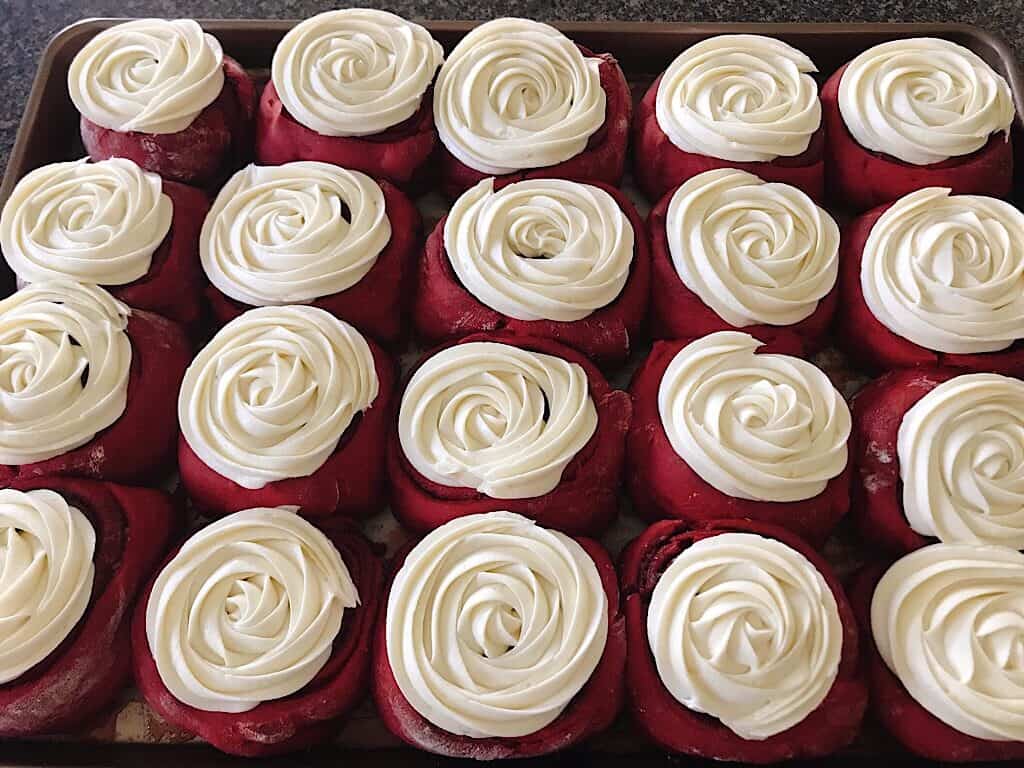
[860,187,1024,354]
[657,331,850,502]
[443,177,634,321]
[655,35,821,162]
[433,18,606,175]
[648,532,842,739]
[839,38,1015,165]
[898,373,1024,548]
[1,158,172,286]
[200,162,391,305]
[398,341,598,499]
[146,507,359,712]
[271,9,443,137]
[68,19,225,134]
[0,488,96,684]
[0,281,131,465]
[178,306,379,490]
[385,511,608,737]
[871,543,1024,741]
[665,169,839,327]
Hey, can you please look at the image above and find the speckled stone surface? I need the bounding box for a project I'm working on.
[1,0,1022,175]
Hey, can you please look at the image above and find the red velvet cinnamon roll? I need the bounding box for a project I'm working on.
[72,19,256,186]
[648,168,838,354]
[201,162,420,345]
[822,38,1015,211]
[178,305,394,519]
[256,10,443,190]
[622,518,867,763]
[0,281,190,485]
[851,544,1024,762]
[0,477,177,738]
[853,368,1024,553]
[634,35,825,202]
[373,511,625,758]
[1,158,209,330]
[414,177,648,366]
[388,333,630,536]
[628,332,852,546]
[433,19,631,199]
[838,188,1024,375]
[132,507,381,756]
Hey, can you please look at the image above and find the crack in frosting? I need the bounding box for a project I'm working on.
[443,177,634,321]
[860,187,1024,354]
[898,373,1024,548]
[647,532,842,739]
[1,158,172,287]
[68,18,225,134]
[146,507,359,712]
[0,281,131,465]
[657,331,850,502]
[665,168,838,327]
[0,488,96,685]
[655,34,821,162]
[271,9,443,137]
[178,306,379,490]
[433,18,606,175]
[398,341,598,499]
[200,162,391,305]
[385,511,608,737]
[839,37,1014,166]
[871,543,1024,741]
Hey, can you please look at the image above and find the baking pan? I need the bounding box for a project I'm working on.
[1,18,1023,768]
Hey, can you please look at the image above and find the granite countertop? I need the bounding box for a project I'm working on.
[1,0,1021,174]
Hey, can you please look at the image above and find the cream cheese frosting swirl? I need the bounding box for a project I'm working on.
[271,9,443,137]
[658,331,850,502]
[398,341,598,499]
[201,162,391,305]
[898,373,1024,548]
[666,169,839,327]
[0,281,131,465]
[443,177,634,321]
[68,19,225,134]
[433,18,606,175]
[179,306,379,490]
[860,187,1024,354]
[0,488,96,685]
[871,543,1024,741]
[655,35,821,162]
[146,507,359,713]
[648,532,842,739]
[386,511,608,737]
[839,38,1015,165]
[1,158,172,286]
